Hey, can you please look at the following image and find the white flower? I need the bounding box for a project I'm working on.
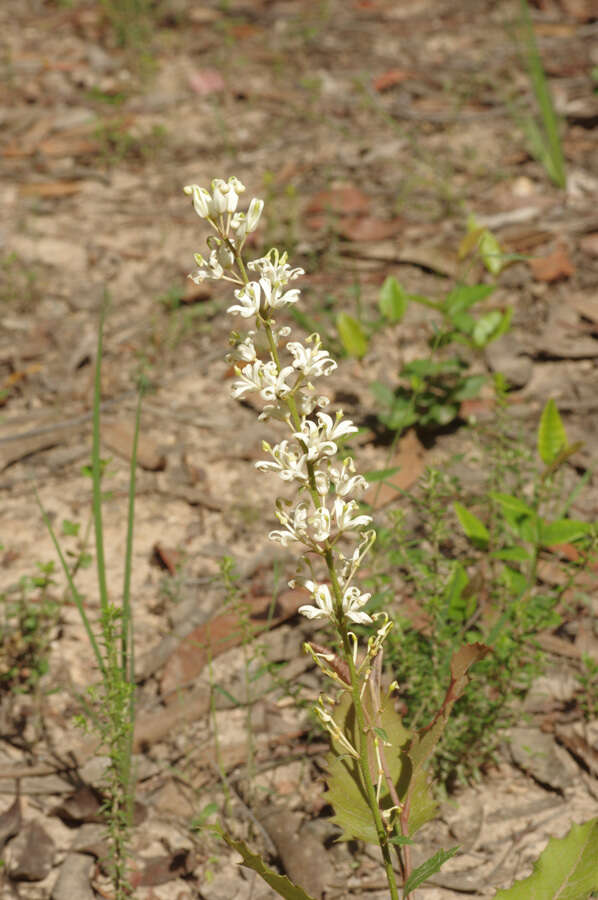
[247,249,304,287]
[232,197,264,241]
[259,362,295,401]
[293,411,356,462]
[269,502,309,546]
[211,177,244,214]
[231,360,294,401]
[227,282,261,318]
[269,500,332,547]
[228,334,257,363]
[230,360,267,399]
[294,418,338,461]
[256,440,308,483]
[298,581,372,625]
[184,176,245,220]
[309,505,332,542]
[334,498,372,532]
[316,411,358,443]
[259,276,301,311]
[184,184,212,219]
[341,585,373,624]
[298,581,336,620]
[329,458,368,498]
[189,249,226,283]
[287,335,337,378]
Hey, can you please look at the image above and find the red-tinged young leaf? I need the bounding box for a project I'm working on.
[402,644,490,827]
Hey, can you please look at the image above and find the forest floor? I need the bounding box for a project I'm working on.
[1,0,598,897]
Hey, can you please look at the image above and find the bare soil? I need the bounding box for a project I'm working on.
[1,1,597,897]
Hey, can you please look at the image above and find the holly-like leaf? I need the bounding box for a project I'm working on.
[493,818,598,899]
[538,398,568,465]
[324,690,436,843]
[219,832,318,900]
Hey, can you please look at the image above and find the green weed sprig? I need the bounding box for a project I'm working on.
[41,300,141,899]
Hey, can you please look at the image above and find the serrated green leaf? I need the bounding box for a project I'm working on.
[324,691,436,843]
[379,276,408,322]
[538,398,568,465]
[539,519,592,546]
[454,502,490,549]
[404,846,460,894]
[493,817,598,899]
[219,832,318,900]
[337,312,368,359]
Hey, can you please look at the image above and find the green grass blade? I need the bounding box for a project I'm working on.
[36,492,106,678]
[519,0,566,188]
[121,387,142,681]
[93,297,110,618]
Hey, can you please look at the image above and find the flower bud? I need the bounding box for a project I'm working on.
[246,197,264,232]
[184,184,211,219]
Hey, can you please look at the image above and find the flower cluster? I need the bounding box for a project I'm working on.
[184,177,375,628]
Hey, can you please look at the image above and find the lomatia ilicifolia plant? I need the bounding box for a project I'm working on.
[183,178,598,900]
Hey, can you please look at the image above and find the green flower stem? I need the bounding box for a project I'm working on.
[231,236,398,895]
[339,615,400,900]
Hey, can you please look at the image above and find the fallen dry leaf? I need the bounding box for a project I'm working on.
[306,186,371,216]
[529,243,574,282]
[0,783,22,850]
[373,68,412,92]
[363,429,426,509]
[102,421,166,471]
[152,544,183,575]
[579,232,598,258]
[335,216,404,242]
[160,589,302,697]
[188,68,225,96]
[132,849,195,887]
[18,181,83,197]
